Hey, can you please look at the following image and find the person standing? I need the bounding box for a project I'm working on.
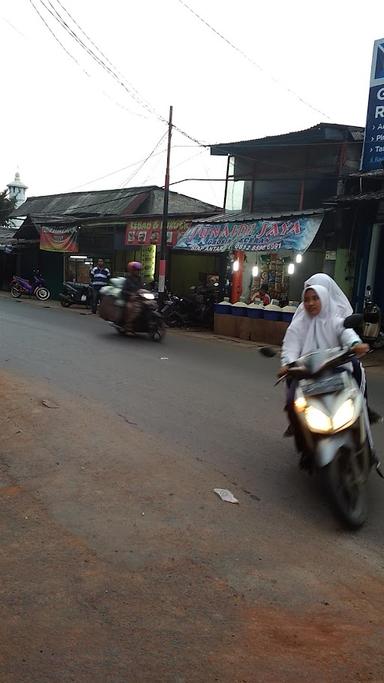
[90,258,110,314]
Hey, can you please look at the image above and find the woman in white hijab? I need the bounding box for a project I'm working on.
[280,285,371,458]
[291,273,353,323]
[281,284,365,371]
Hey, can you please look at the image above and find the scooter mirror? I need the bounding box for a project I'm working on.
[259,346,277,358]
[344,314,364,330]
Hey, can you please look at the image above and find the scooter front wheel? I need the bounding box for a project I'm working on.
[35,287,51,301]
[322,445,370,529]
[60,300,71,308]
[151,324,165,342]
[10,285,22,298]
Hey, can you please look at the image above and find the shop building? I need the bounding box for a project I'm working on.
[9,186,219,297]
[200,123,364,300]
[327,169,384,311]
[175,122,364,305]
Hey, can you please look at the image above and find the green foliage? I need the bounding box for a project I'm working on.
[0,190,16,226]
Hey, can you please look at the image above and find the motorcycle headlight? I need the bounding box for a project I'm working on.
[304,406,332,433]
[143,293,155,300]
[294,396,307,413]
[332,399,355,431]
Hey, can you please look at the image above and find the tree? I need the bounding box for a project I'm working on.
[0,190,16,227]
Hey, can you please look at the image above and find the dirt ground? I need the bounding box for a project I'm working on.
[1,369,384,682]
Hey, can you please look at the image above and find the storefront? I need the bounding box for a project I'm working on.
[174,210,327,342]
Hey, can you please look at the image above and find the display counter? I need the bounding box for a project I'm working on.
[213,303,296,345]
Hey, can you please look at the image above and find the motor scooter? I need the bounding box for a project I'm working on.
[10,271,51,301]
[99,278,165,342]
[261,314,378,528]
[362,286,384,349]
[59,282,91,308]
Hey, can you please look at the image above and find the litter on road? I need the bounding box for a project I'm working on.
[41,400,59,409]
[213,488,239,504]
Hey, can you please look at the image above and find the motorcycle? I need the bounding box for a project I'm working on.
[162,283,219,328]
[10,271,51,301]
[363,286,384,349]
[99,278,165,342]
[261,315,375,528]
[59,282,92,308]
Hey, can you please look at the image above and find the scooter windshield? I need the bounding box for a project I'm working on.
[296,348,344,375]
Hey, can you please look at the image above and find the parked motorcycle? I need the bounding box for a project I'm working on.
[99,278,165,342]
[10,271,51,301]
[363,286,384,349]
[261,316,375,528]
[59,282,91,308]
[162,283,219,328]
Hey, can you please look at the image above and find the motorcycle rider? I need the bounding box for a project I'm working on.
[121,261,143,330]
[292,273,381,424]
[279,285,378,468]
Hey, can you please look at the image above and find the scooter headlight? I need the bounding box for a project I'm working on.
[304,406,332,433]
[332,399,355,431]
[143,293,155,300]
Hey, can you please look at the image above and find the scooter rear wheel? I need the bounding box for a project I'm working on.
[10,285,22,298]
[322,445,370,529]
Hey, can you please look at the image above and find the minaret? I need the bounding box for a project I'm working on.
[6,171,28,229]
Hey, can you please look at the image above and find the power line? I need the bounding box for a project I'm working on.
[33,0,206,147]
[27,0,147,119]
[119,131,168,187]
[177,0,331,121]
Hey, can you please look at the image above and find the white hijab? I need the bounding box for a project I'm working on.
[282,284,347,364]
[292,273,353,322]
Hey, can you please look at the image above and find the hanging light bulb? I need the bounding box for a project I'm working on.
[232,259,240,272]
[296,253,302,264]
[288,263,295,275]
[252,265,259,277]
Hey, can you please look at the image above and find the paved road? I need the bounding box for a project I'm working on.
[0,297,384,682]
[1,297,384,539]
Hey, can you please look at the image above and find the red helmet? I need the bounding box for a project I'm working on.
[128,261,142,271]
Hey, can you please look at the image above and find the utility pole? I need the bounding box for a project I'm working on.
[158,105,173,307]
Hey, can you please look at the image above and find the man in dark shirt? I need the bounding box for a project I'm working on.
[90,258,110,313]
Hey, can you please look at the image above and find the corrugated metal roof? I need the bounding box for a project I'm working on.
[11,186,155,218]
[191,208,325,224]
[211,123,364,155]
[12,186,220,220]
[349,168,384,178]
[0,226,17,244]
[331,190,384,203]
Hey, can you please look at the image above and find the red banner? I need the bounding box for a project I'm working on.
[40,227,79,253]
[125,219,190,247]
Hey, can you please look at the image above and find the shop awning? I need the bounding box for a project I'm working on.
[174,210,324,253]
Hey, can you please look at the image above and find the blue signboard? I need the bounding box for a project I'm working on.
[174,214,323,253]
[361,38,384,171]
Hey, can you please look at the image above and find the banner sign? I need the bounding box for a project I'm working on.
[174,215,323,253]
[40,226,79,253]
[125,219,190,247]
[361,38,384,171]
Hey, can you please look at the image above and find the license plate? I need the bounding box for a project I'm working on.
[81,295,87,302]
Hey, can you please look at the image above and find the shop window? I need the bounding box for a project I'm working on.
[302,178,337,209]
[252,179,302,212]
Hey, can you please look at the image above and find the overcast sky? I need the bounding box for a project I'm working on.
[1,0,382,207]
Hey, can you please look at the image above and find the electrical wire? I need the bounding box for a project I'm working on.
[119,131,168,187]
[33,0,206,146]
[27,0,147,119]
[177,0,331,120]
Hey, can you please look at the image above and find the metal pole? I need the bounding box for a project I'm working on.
[158,105,173,306]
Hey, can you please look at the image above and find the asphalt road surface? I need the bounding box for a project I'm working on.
[0,297,384,682]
